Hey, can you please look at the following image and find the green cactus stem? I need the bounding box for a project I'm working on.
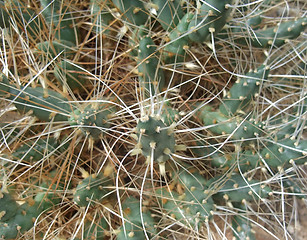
[54,60,88,92]
[219,65,270,116]
[157,170,215,227]
[69,103,116,140]
[0,74,72,122]
[150,0,184,31]
[232,213,256,240]
[117,196,156,240]
[39,0,79,45]
[188,0,232,43]
[137,36,165,95]
[163,12,194,61]
[112,0,148,26]
[207,174,272,204]
[131,114,186,175]
[198,105,264,141]
[235,18,307,48]
[73,173,113,207]
[90,0,114,35]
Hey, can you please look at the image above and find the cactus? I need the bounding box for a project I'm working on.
[163,12,194,61]
[236,18,307,48]
[219,65,270,116]
[90,0,114,35]
[69,103,115,139]
[39,0,79,45]
[1,0,306,239]
[150,0,184,31]
[207,174,272,204]
[0,74,72,122]
[82,216,108,240]
[117,196,156,240]
[232,213,256,240]
[11,137,60,163]
[137,36,165,95]
[188,0,232,43]
[112,0,148,26]
[131,114,185,175]
[73,173,113,207]
[157,170,215,227]
[198,105,264,141]
[0,191,19,222]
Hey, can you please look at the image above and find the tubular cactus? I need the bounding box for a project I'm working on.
[0,192,19,222]
[69,103,115,139]
[39,0,79,45]
[112,0,148,26]
[236,18,307,48]
[12,137,60,163]
[73,173,113,207]
[0,75,72,122]
[150,0,184,31]
[188,0,232,43]
[232,214,256,240]
[82,216,108,240]
[164,12,194,60]
[157,170,215,226]
[90,0,114,35]
[0,181,61,239]
[199,106,264,141]
[132,114,184,174]
[36,40,76,59]
[117,196,156,240]
[207,174,272,204]
[260,137,307,170]
[219,65,270,116]
[137,36,165,95]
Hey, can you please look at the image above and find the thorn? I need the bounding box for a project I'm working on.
[131,148,142,156]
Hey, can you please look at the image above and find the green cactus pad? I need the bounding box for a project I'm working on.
[6,85,72,122]
[40,0,79,44]
[236,18,307,48]
[0,192,19,222]
[112,0,148,25]
[36,40,76,59]
[232,214,256,240]
[219,65,270,116]
[69,103,115,139]
[117,196,156,240]
[90,0,114,35]
[12,138,59,163]
[83,216,108,240]
[73,173,112,207]
[164,12,193,61]
[133,115,176,173]
[207,174,272,203]
[137,36,165,95]
[199,107,264,140]
[260,138,307,170]
[151,0,184,31]
[188,0,232,43]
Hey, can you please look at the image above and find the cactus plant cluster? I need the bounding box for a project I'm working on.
[0,0,306,239]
